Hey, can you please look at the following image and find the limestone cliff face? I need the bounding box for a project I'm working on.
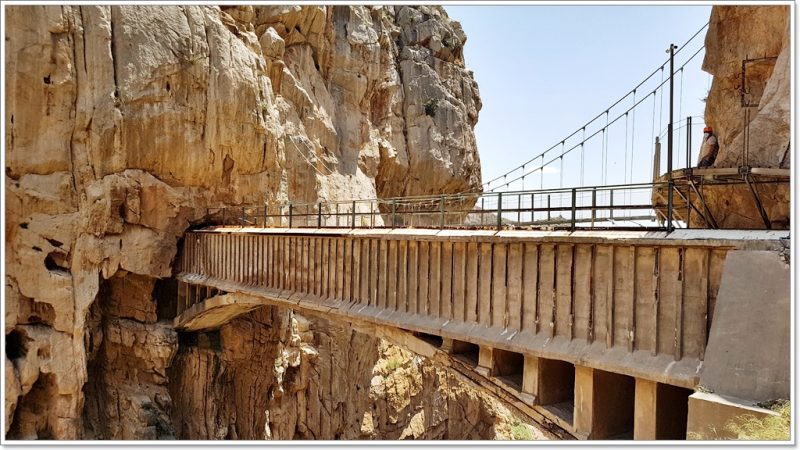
[702,5,790,168]
[686,5,791,229]
[167,306,535,440]
[4,5,491,439]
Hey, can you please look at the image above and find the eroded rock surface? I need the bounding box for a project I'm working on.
[683,5,791,229]
[4,5,494,440]
[168,305,538,440]
[702,5,790,168]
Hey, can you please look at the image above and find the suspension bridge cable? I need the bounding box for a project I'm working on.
[539,155,544,189]
[658,66,665,142]
[580,127,586,186]
[483,21,709,189]
[604,112,609,185]
[624,112,629,185]
[631,90,637,186]
[650,89,657,179]
[677,68,684,167]
[559,141,565,188]
[489,43,706,191]
[657,115,705,140]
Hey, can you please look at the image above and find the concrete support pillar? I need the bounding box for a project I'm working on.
[476,345,494,377]
[440,337,454,353]
[187,284,196,308]
[574,365,595,438]
[634,379,658,440]
[574,366,635,439]
[177,281,187,315]
[635,378,692,440]
[521,355,539,404]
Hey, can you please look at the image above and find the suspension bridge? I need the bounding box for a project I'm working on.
[168,23,790,441]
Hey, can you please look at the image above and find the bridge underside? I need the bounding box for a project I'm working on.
[174,227,789,440]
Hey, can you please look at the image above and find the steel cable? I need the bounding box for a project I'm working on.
[484,21,709,189]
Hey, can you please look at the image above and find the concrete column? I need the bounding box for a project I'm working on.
[177,281,187,315]
[188,284,197,308]
[476,345,494,377]
[574,366,635,439]
[574,365,595,438]
[440,337,454,353]
[635,378,692,440]
[634,378,658,440]
[521,355,539,404]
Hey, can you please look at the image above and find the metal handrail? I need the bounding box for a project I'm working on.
[202,179,785,232]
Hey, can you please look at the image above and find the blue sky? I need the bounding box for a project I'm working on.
[446,5,713,191]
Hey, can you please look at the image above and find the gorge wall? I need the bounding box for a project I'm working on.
[4,5,506,440]
[702,5,790,168]
[692,5,791,229]
[6,4,790,441]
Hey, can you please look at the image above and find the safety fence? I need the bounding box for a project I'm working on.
[203,178,781,231]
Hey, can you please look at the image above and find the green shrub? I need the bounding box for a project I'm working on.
[511,420,534,441]
[384,357,402,375]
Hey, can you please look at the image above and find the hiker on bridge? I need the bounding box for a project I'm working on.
[697,126,720,168]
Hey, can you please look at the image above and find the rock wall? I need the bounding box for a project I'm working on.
[168,306,537,440]
[4,5,485,440]
[678,5,792,230]
[702,5,790,168]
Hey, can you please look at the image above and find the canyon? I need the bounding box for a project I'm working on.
[4,4,791,441]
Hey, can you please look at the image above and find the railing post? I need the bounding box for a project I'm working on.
[351,200,356,229]
[547,194,551,221]
[288,203,293,228]
[666,43,677,233]
[317,202,322,228]
[686,193,692,229]
[390,200,396,229]
[241,206,246,228]
[686,116,692,169]
[571,188,577,231]
[264,204,268,227]
[335,203,339,227]
[439,196,445,229]
[480,197,485,227]
[496,192,503,231]
[653,136,662,182]
[530,193,535,225]
[517,193,522,224]
[609,189,614,221]
[591,188,597,227]
[667,179,674,232]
